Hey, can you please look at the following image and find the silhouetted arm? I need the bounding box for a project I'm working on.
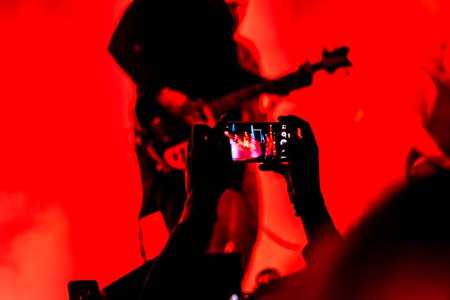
[259,115,342,268]
[140,117,233,299]
[295,192,341,268]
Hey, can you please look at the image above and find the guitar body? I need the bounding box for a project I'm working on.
[136,95,192,172]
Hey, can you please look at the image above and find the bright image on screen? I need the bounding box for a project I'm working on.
[224,123,289,162]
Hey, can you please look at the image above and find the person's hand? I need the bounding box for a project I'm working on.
[259,115,322,216]
[181,115,233,221]
[157,87,215,126]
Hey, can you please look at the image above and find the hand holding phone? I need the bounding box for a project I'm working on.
[257,115,323,216]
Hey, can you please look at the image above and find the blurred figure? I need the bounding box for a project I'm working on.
[319,171,450,300]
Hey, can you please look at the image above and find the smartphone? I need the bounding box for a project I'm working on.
[224,122,291,162]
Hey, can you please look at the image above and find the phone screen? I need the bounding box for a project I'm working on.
[224,122,290,162]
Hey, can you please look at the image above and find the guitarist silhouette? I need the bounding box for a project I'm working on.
[109,0,283,275]
[109,0,350,276]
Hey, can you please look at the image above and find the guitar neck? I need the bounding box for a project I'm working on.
[208,62,324,115]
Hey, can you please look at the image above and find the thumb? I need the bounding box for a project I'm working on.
[258,162,289,179]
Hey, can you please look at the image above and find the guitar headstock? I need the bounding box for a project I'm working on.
[265,46,352,96]
[320,46,352,73]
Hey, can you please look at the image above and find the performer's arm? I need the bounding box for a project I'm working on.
[259,116,342,269]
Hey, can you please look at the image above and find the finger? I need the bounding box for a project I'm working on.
[258,162,289,178]
[213,114,228,130]
[278,115,316,144]
[210,114,228,144]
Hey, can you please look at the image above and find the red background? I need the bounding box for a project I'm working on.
[0,0,448,298]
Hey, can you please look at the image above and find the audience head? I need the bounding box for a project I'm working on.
[320,172,450,300]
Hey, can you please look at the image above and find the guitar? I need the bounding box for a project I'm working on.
[138,46,352,172]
